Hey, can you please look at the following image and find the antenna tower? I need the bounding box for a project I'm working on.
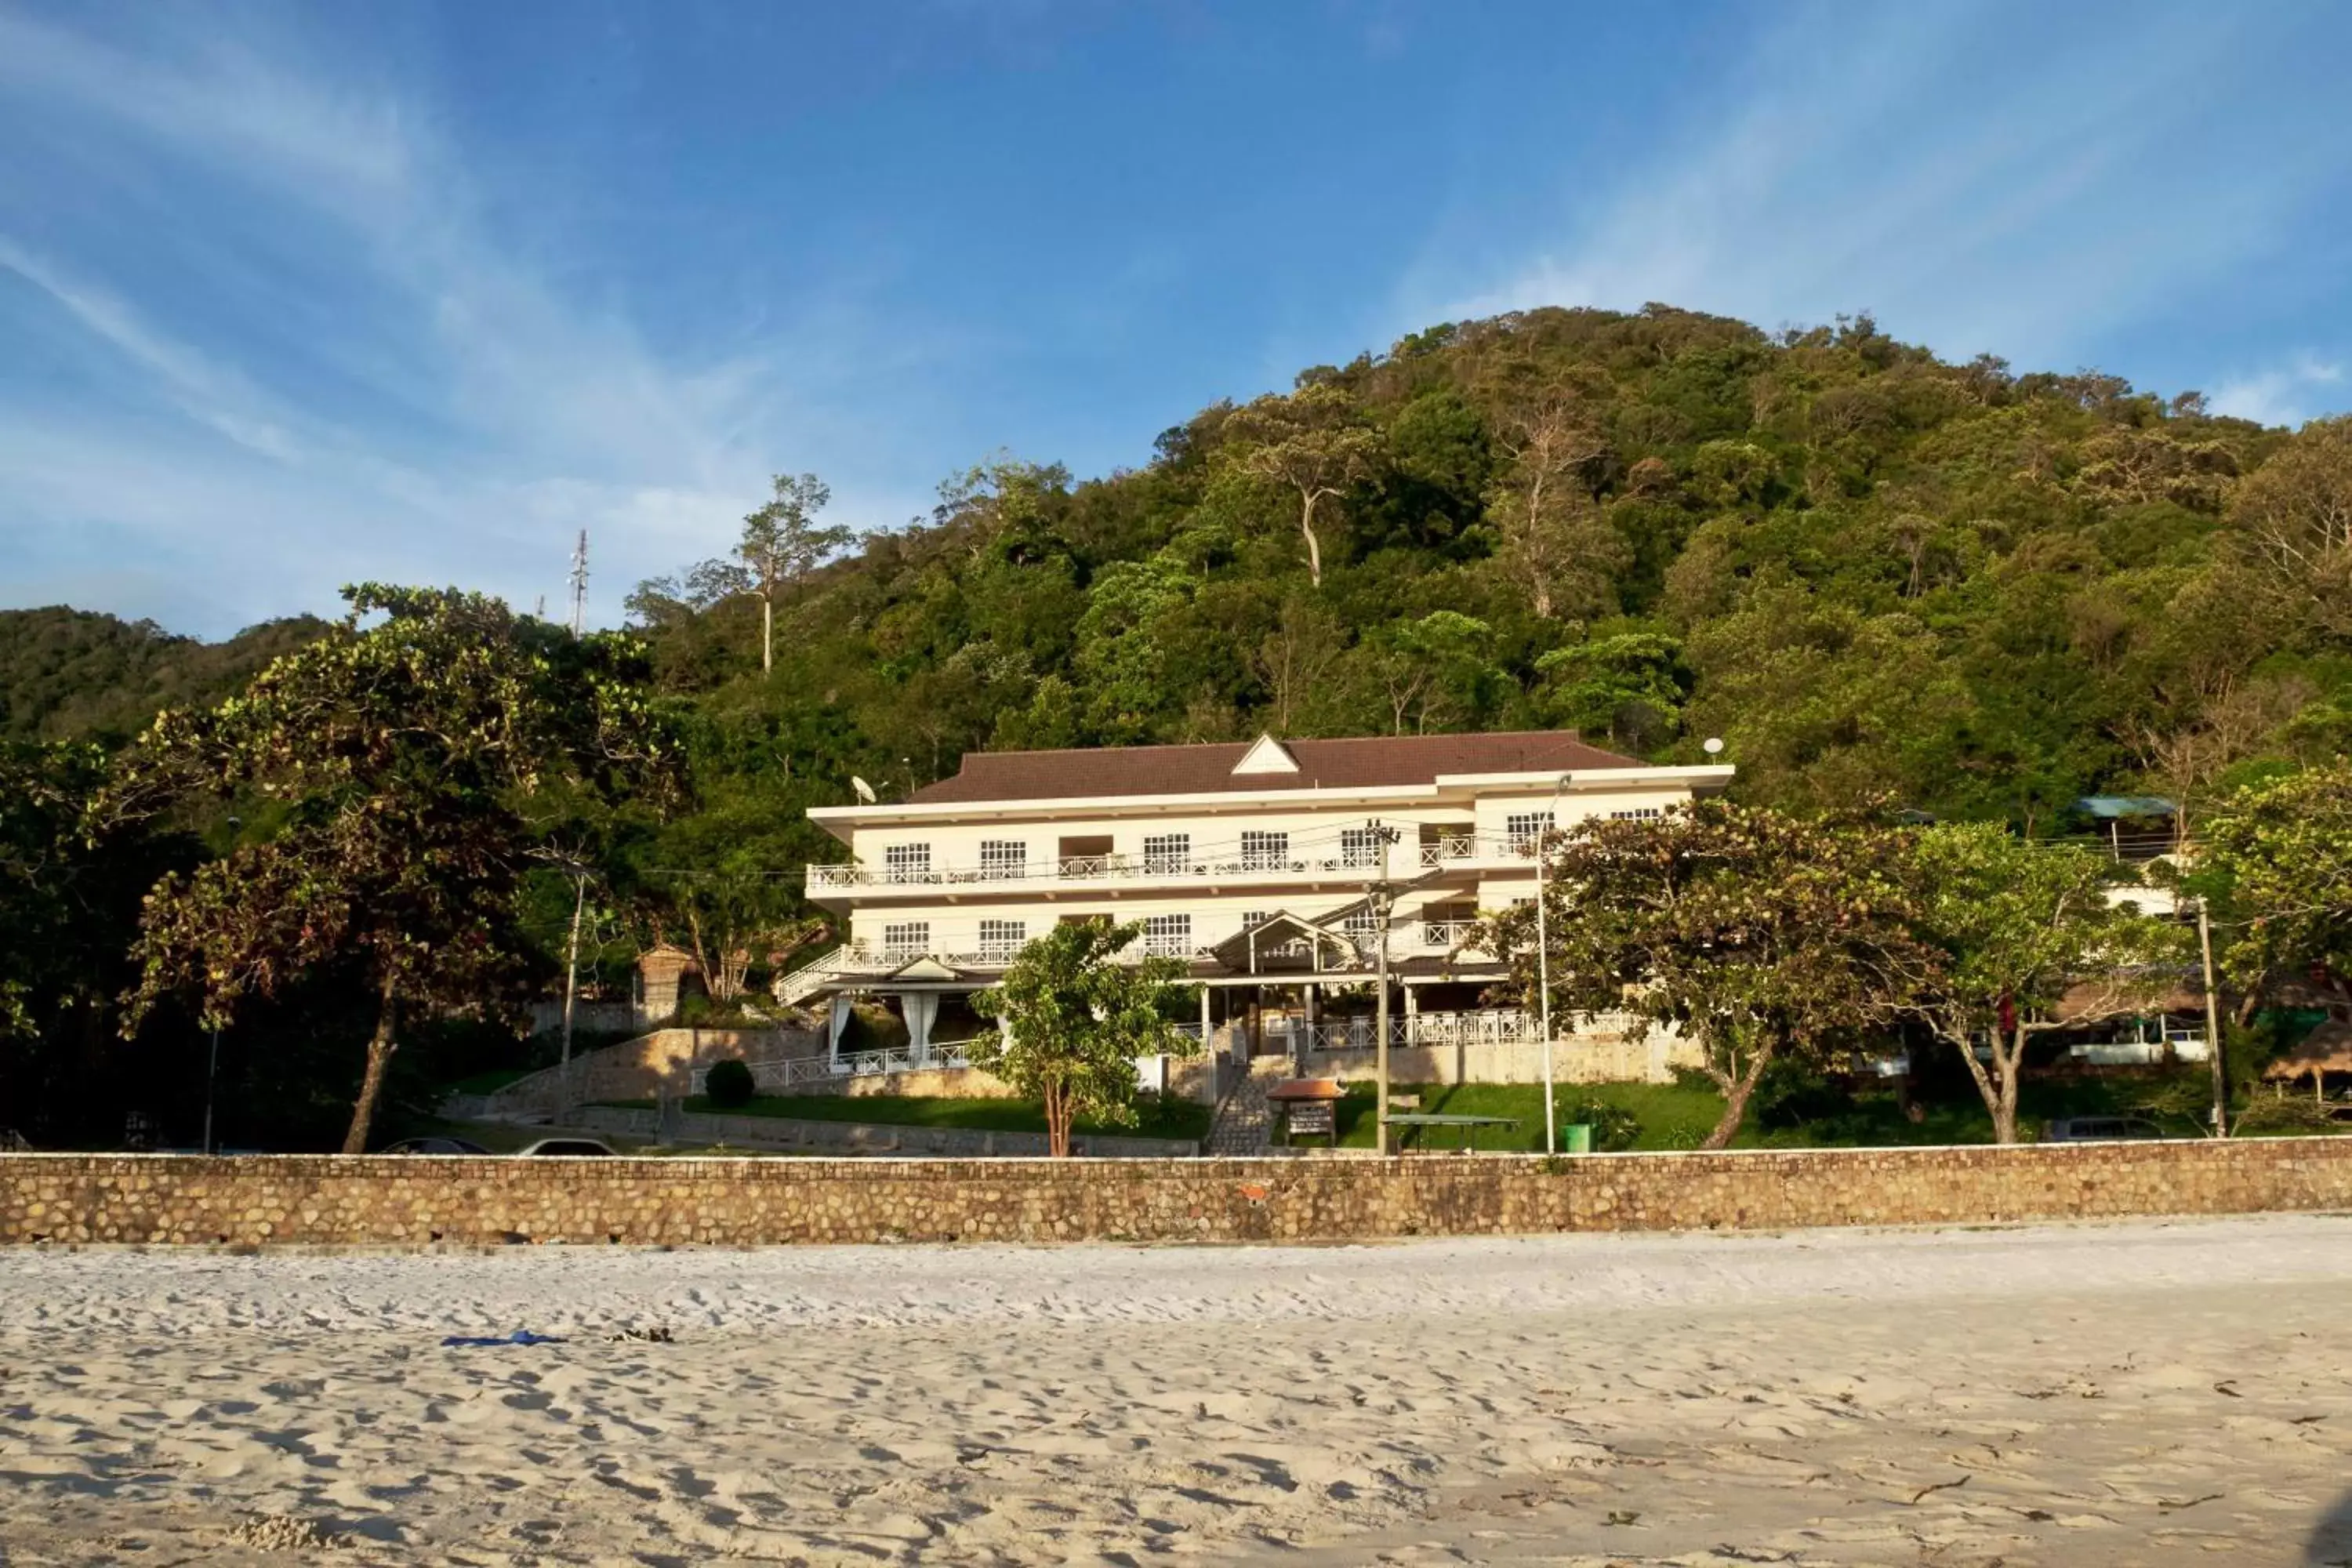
[568,530,590,635]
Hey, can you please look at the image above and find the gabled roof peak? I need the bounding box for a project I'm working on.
[1231,734,1301,776]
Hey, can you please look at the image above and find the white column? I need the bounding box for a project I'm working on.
[902,992,938,1064]
[828,994,853,1064]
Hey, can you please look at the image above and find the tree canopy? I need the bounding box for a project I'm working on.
[111,586,682,1152]
[966,920,1197,1157]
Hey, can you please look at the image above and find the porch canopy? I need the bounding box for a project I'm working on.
[1207,909,1365,976]
[2264,1019,2352,1089]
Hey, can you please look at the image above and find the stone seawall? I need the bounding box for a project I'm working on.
[6,1138,2352,1248]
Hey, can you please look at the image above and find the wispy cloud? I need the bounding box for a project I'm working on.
[0,238,304,460]
[1401,3,2352,376]
[0,8,930,634]
[2210,355,2347,429]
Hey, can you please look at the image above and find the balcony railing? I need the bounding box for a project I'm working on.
[1417,834,1478,868]
[811,833,1508,894]
[1414,919,1481,951]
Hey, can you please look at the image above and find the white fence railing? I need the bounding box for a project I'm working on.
[690,1044,978,1096]
[808,829,1602,895]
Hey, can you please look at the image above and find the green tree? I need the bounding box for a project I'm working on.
[967,920,1199,1157]
[1496,802,1936,1148]
[113,586,681,1153]
[2196,761,2352,1017]
[1531,632,1690,751]
[1900,823,2180,1143]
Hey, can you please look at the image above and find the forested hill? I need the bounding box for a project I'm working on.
[630,304,2350,835]
[0,607,331,743]
[19,304,2352,840]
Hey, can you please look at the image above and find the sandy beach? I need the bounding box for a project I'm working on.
[4,1216,2350,1566]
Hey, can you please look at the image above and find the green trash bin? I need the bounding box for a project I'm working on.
[1559,1123,1593,1155]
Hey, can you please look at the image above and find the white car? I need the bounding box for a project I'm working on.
[513,1137,618,1157]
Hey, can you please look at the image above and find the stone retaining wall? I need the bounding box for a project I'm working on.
[6,1138,2352,1247]
[467,1028,813,1118]
[1309,1032,1697,1087]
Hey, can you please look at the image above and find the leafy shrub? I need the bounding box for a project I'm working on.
[705,1058,755,1109]
[1563,1098,1642,1152]
[1755,1058,1853,1130]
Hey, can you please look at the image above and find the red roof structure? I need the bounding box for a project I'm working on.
[907,731,1645,805]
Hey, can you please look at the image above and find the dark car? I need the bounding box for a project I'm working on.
[514,1137,616,1157]
[379,1136,492,1156]
[2042,1116,2165,1142]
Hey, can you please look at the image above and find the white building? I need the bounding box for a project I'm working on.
[783,731,1733,1071]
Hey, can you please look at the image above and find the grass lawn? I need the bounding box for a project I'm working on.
[445,1067,537,1096]
[1319,1076,2238,1153]
[677,1092,1215,1143]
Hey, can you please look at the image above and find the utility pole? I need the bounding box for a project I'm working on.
[1533,773,1573,1153]
[568,530,590,636]
[202,1024,220,1156]
[561,869,588,1073]
[2198,898,2227,1137]
[1364,818,1401,1156]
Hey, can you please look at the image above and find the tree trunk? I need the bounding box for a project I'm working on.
[341,975,399,1155]
[1298,493,1324,587]
[1700,1042,1775,1149]
[760,593,774,676]
[1044,1081,1071,1158]
[1994,1025,2027,1145]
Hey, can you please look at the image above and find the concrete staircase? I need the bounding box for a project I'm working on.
[1206,1056,1295,1156]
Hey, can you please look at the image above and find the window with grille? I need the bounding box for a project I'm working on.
[883,843,933,884]
[1142,833,1192,874]
[1343,908,1380,947]
[1504,811,1553,856]
[1240,829,1289,870]
[1609,807,1664,821]
[1240,910,1272,932]
[1340,826,1385,869]
[1142,913,1192,956]
[978,840,1027,880]
[880,921,930,960]
[978,919,1025,962]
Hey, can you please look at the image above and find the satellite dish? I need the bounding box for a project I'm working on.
[851,775,877,804]
[1702,737,1726,757]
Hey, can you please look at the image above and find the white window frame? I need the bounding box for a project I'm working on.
[1142,913,1192,958]
[1142,833,1192,874]
[1609,807,1664,822]
[1340,826,1385,869]
[880,921,931,960]
[1504,811,1553,857]
[884,843,934,884]
[1240,829,1289,871]
[978,840,1028,880]
[978,918,1025,963]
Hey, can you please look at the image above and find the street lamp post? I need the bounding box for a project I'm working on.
[1532,773,1573,1154]
[202,1025,220,1156]
[1363,818,1402,1156]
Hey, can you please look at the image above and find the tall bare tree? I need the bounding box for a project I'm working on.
[1486,390,1621,619]
[2230,416,2352,640]
[1222,386,1380,587]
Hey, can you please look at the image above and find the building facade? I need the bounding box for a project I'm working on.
[785,731,1733,1070]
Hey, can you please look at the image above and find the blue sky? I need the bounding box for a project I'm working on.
[4,1,2350,638]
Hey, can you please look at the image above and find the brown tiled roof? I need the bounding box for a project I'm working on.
[907,731,1644,804]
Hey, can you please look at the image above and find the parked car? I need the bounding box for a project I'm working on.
[379,1136,492,1156]
[514,1137,616,1157]
[2042,1116,2165,1142]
